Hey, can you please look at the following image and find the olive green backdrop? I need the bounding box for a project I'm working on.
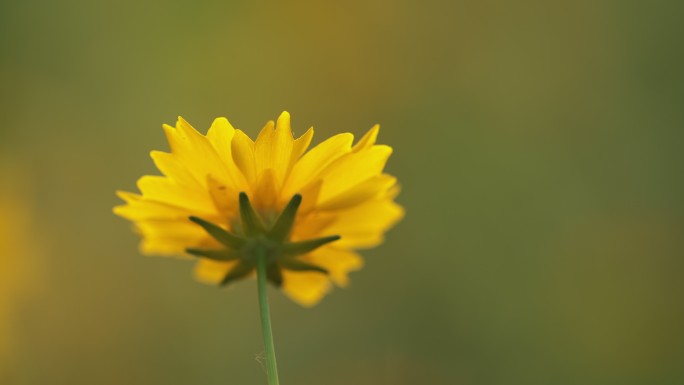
[1,1,683,384]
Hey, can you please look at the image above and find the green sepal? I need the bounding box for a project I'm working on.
[238,192,266,236]
[268,194,302,242]
[282,235,341,256]
[266,263,284,287]
[186,248,242,261]
[221,261,255,286]
[189,216,245,249]
[279,258,329,274]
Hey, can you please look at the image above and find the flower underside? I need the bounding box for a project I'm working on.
[188,192,340,287]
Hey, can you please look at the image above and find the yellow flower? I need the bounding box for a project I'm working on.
[114,112,403,306]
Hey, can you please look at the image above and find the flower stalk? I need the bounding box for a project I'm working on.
[256,247,280,385]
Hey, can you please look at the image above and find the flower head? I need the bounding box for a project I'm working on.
[114,112,403,306]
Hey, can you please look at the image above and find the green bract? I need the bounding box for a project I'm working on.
[187,192,340,287]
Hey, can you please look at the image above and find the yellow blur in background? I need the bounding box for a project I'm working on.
[0,165,41,382]
[1,1,683,384]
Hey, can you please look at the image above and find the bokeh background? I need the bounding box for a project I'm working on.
[1,1,683,384]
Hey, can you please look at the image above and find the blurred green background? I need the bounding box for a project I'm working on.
[1,1,683,384]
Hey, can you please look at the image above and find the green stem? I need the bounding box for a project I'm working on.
[256,251,280,385]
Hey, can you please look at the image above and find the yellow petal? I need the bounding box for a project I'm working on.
[113,194,191,221]
[323,198,404,249]
[291,127,314,163]
[136,220,209,256]
[255,112,295,187]
[163,121,216,184]
[140,237,195,256]
[252,168,278,211]
[206,117,248,192]
[150,150,201,187]
[290,213,336,241]
[281,270,332,307]
[136,219,206,238]
[352,124,380,153]
[302,247,364,287]
[316,145,393,203]
[282,133,354,198]
[115,191,141,203]
[206,117,235,163]
[136,175,216,215]
[193,259,240,284]
[317,174,397,211]
[386,183,401,200]
[231,129,257,187]
[206,174,238,217]
[295,178,323,215]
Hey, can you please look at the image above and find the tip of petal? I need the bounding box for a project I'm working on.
[176,116,199,135]
[112,199,137,218]
[115,190,141,203]
[352,124,381,153]
[276,111,292,134]
[211,117,232,128]
[278,110,291,122]
[112,205,125,216]
[255,120,276,145]
[193,259,236,285]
